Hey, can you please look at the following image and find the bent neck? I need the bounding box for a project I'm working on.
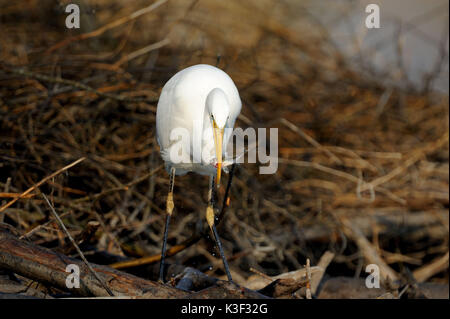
[206,88,229,129]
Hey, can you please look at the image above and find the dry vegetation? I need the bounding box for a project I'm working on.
[0,0,448,299]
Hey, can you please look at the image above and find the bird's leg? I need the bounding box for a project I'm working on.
[159,167,176,283]
[219,163,236,221]
[206,175,234,282]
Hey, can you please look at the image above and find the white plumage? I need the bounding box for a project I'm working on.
[156,64,241,283]
[156,64,242,181]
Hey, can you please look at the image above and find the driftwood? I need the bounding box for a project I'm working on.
[0,224,269,299]
[0,223,185,298]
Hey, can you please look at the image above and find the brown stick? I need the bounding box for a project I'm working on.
[0,193,35,199]
[42,193,114,296]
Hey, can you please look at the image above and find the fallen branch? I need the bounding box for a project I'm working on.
[0,224,186,298]
[0,224,271,299]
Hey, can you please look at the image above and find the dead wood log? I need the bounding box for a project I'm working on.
[0,224,271,299]
[0,224,186,298]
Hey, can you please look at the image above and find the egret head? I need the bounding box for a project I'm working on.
[206,88,230,187]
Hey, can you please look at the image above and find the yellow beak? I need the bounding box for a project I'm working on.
[212,121,223,188]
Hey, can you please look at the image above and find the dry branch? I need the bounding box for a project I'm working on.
[0,224,273,299]
[0,224,186,297]
[310,251,335,295]
[413,252,449,283]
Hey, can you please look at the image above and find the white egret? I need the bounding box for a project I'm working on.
[156,64,242,283]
